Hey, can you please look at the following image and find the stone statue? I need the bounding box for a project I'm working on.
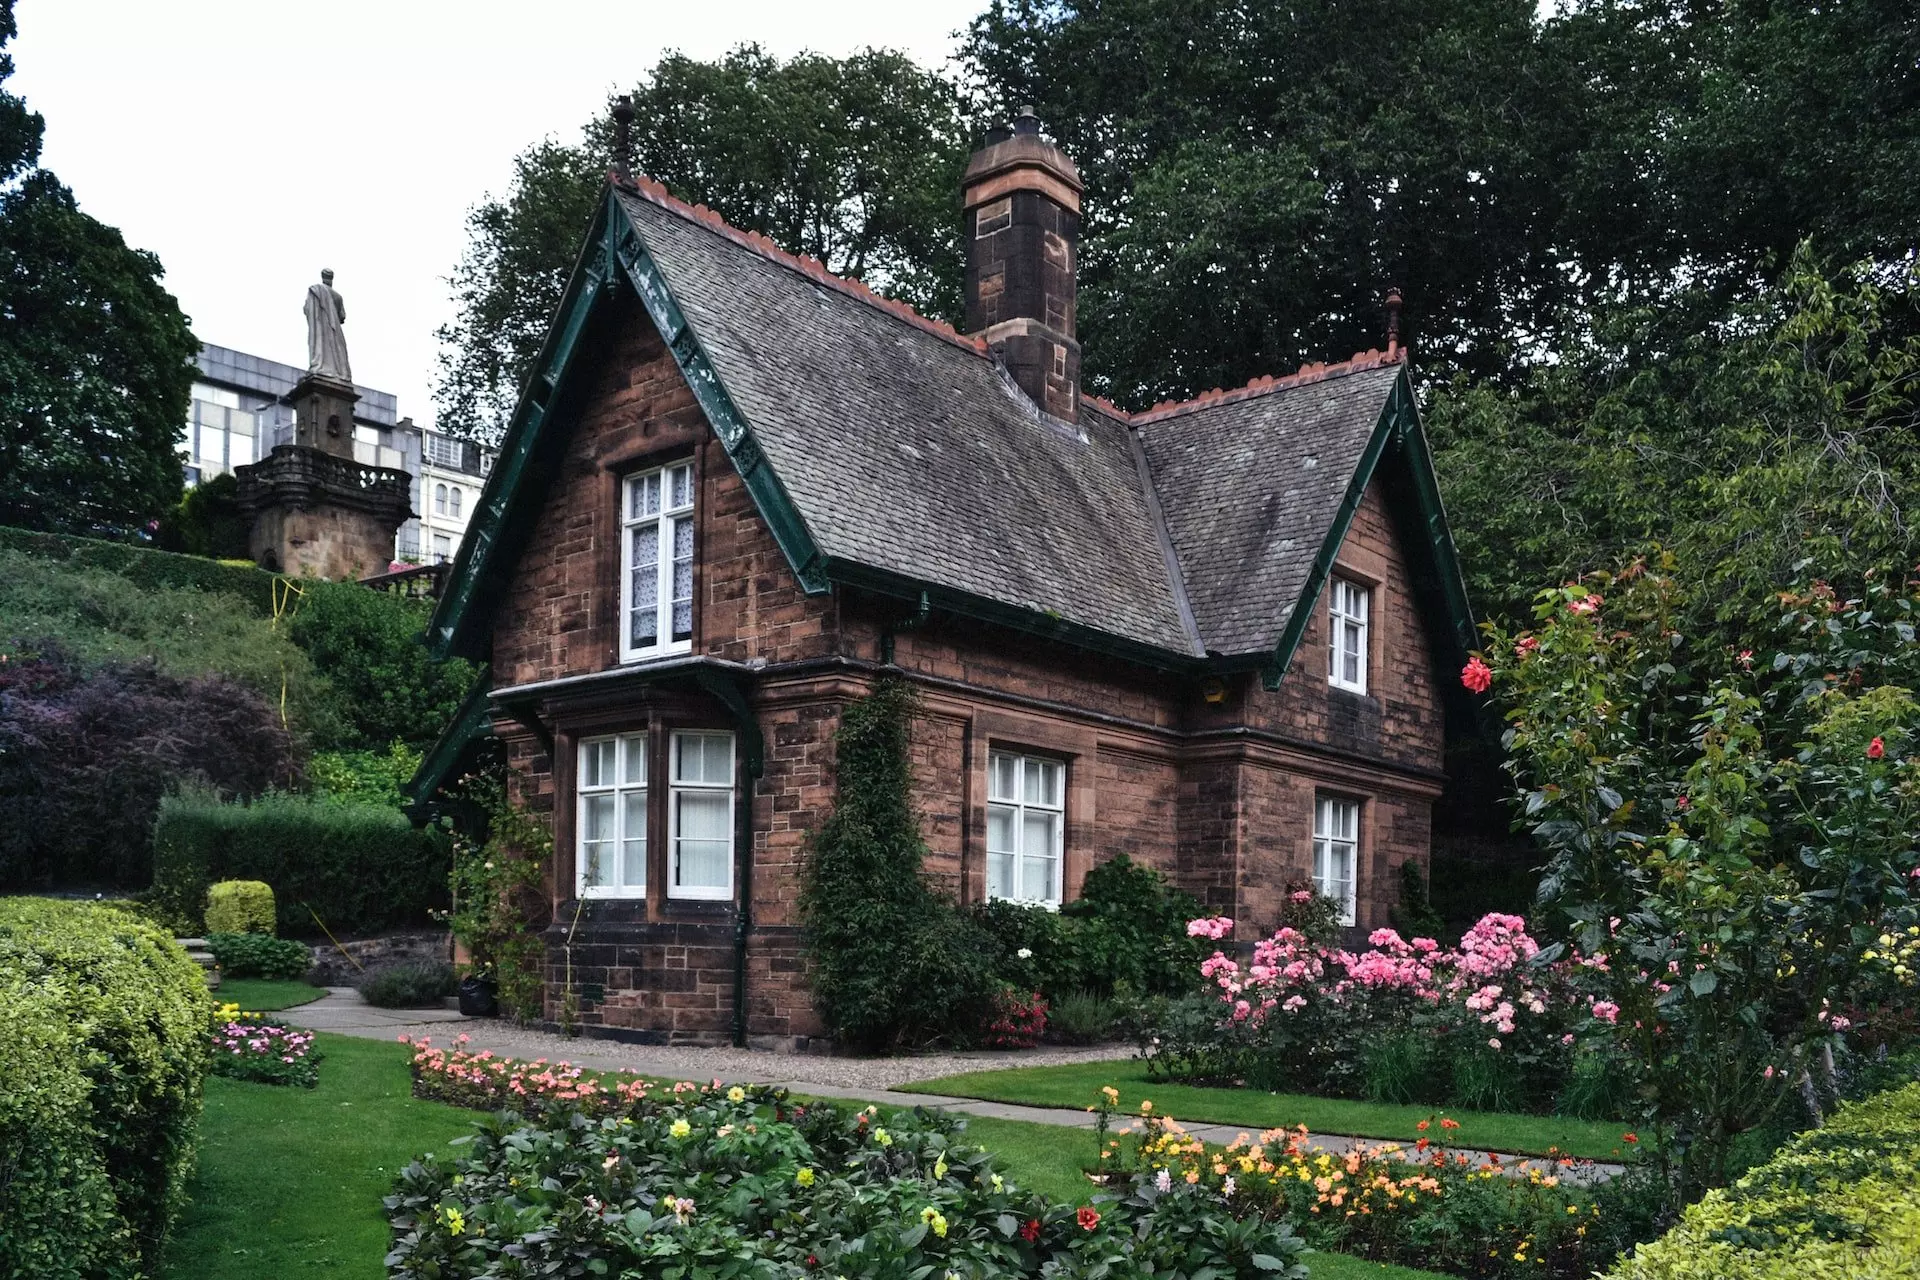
[303,268,352,382]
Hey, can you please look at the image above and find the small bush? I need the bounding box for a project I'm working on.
[1558,1043,1637,1121]
[152,788,449,936]
[1049,989,1117,1044]
[205,879,276,934]
[982,986,1048,1047]
[207,931,311,980]
[1058,853,1205,996]
[359,960,456,1008]
[310,741,422,807]
[0,897,208,1274]
[1362,1027,1440,1105]
[1606,1081,1920,1279]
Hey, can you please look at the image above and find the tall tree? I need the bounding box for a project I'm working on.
[0,0,198,536]
[435,45,969,444]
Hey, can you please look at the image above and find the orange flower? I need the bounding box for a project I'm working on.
[1076,1207,1100,1232]
[1440,1118,1460,1131]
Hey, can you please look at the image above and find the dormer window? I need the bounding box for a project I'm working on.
[622,461,695,662]
[1328,578,1370,694]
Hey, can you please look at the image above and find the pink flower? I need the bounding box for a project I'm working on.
[1460,656,1493,694]
[1568,594,1602,615]
[1514,636,1539,659]
[1590,1000,1620,1024]
[1869,736,1886,760]
[1487,1037,1502,1050]
[1290,889,1313,904]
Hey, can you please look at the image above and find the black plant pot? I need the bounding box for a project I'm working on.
[457,975,498,1018]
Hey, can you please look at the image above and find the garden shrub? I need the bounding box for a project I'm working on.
[284,579,478,752]
[1361,1027,1441,1105]
[358,960,457,1008]
[445,771,552,1020]
[204,878,275,934]
[0,523,276,611]
[0,643,302,890]
[0,897,209,1274]
[207,931,312,980]
[1049,989,1118,1044]
[1606,1081,1920,1280]
[983,986,1048,1047]
[1058,853,1206,996]
[800,680,997,1050]
[310,741,423,807]
[152,788,449,936]
[385,1082,1309,1279]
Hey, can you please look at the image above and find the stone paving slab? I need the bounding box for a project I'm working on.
[282,988,1618,1183]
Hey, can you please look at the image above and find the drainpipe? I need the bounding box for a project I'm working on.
[879,590,932,665]
[693,667,764,1048]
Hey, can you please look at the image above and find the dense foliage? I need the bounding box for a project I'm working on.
[1605,1081,1920,1280]
[283,580,479,752]
[153,789,450,937]
[310,742,425,808]
[385,1081,1308,1279]
[1476,566,1920,1198]
[0,898,208,1277]
[800,680,999,1050]
[0,642,301,890]
[436,45,968,443]
[445,771,552,1019]
[0,0,198,538]
[204,878,276,935]
[207,932,312,981]
[358,960,457,1009]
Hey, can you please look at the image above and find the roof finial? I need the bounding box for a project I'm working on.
[1384,287,1403,358]
[611,94,636,184]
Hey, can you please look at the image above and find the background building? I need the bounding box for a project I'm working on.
[185,343,493,564]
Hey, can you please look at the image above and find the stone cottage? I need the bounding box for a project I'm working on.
[416,111,1478,1047]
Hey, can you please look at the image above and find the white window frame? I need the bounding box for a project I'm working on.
[986,749,1065,907]
[1313,795,1361,926]
[1328,578,1371,694]
[431,533,452,564]
[576,733,648,899]
[620,461,696,663]
[433,483,448,515]
[448,486,462,518]
[668,730,735,900]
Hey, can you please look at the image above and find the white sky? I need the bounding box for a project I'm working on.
[11,0,981,428]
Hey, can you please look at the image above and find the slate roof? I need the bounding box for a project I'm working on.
[431,178,1459,673]
[618,188,1197,656]
[1134,362,1403,656]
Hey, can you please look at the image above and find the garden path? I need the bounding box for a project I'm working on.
[284,988,1620,1183]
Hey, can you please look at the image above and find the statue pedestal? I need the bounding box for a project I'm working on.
[234,444,413,580]
[291,372,360,460]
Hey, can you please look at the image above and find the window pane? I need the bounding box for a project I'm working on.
[630,524,659,582]
[449,488,462,516]
[676,733,732,786]
[1022,810,1058,859]
[987,803,1015,854]
[630,606,658,650]
[674,792,730,890]
[989,753,1017,802]
[581,794,615,888]
[1020,850,1057,903]
[629,472,660,519]
[671,518,694,641]
[987,850,1014,900]
[582,739,614,789]
[1025,758,1061,808]
[669,463,691,509]
[621,791,647,888]
[621,735,647,785]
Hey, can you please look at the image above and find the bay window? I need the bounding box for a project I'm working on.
[669,730,734,899]
[577,734,647,898]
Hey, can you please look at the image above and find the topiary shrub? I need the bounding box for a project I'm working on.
[358,960,456,1008]
[207,932,311,980]
[152,788,449,936]
[0,897,208,1274]
[1606,1080,1920,1279]
[205,878,275,935]
[800,680,997,1051]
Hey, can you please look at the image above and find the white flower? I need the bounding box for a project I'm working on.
[1222,1176,1236,1198]
[1154,1169,1172,1192]
[1016,947,1033,960]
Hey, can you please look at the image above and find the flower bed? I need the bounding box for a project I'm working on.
[1147,912,1627,1116]
[1091,1091,1614,1279]
[385,1083,1310,1279]
[209,1002,321,1088]
[400,1033,655,1112]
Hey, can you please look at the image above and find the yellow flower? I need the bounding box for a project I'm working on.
[443,1206,466,1235]
[991,1174,1004,1192]
[669,1119,692,1140]
[796,1167,815,1187]
[934,1157,948,1179]
[874,1128,893,1147]
[727,1086,746,1104]
[920,1206,948,1237]
[1101,1086,1119,1103]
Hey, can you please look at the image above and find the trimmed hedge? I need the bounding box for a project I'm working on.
[205,879,276,934]
[153,790,449,937]
[0,522,276,613]
[0,897,209,1277]
[1607,1081,1920,1279]
[207,932,312,980]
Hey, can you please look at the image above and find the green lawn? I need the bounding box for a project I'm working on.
[217,977,328,1011]
[900,1058,1636,1161]
[162,1033,471,1279]
[165,1037,1445,1280]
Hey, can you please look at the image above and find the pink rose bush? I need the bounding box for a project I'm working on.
[1147,913,1619,1114]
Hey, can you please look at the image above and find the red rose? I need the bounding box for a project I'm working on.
[1622,1132,1639,1144]
[1869,736,1886,759]
[1020,1218,1042,1242]
[1460,656,1493,694]
[1076,1207,1101,1232]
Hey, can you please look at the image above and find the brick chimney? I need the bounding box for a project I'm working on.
[963,108,1083,420]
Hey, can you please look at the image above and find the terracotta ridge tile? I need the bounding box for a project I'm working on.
[614,174,988,356]
[1129,348,1407,426]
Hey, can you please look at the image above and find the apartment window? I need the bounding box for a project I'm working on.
[987,750,1064,906]
[621,461,695,661]
[577,735,647,898]
[1313,796,1360,926]
[425,432,464,469]
[1328,578,1370,694]
[448,486,462,517]
[433,483,448,515]
[431,533,452,563]
[669,731,733,899]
